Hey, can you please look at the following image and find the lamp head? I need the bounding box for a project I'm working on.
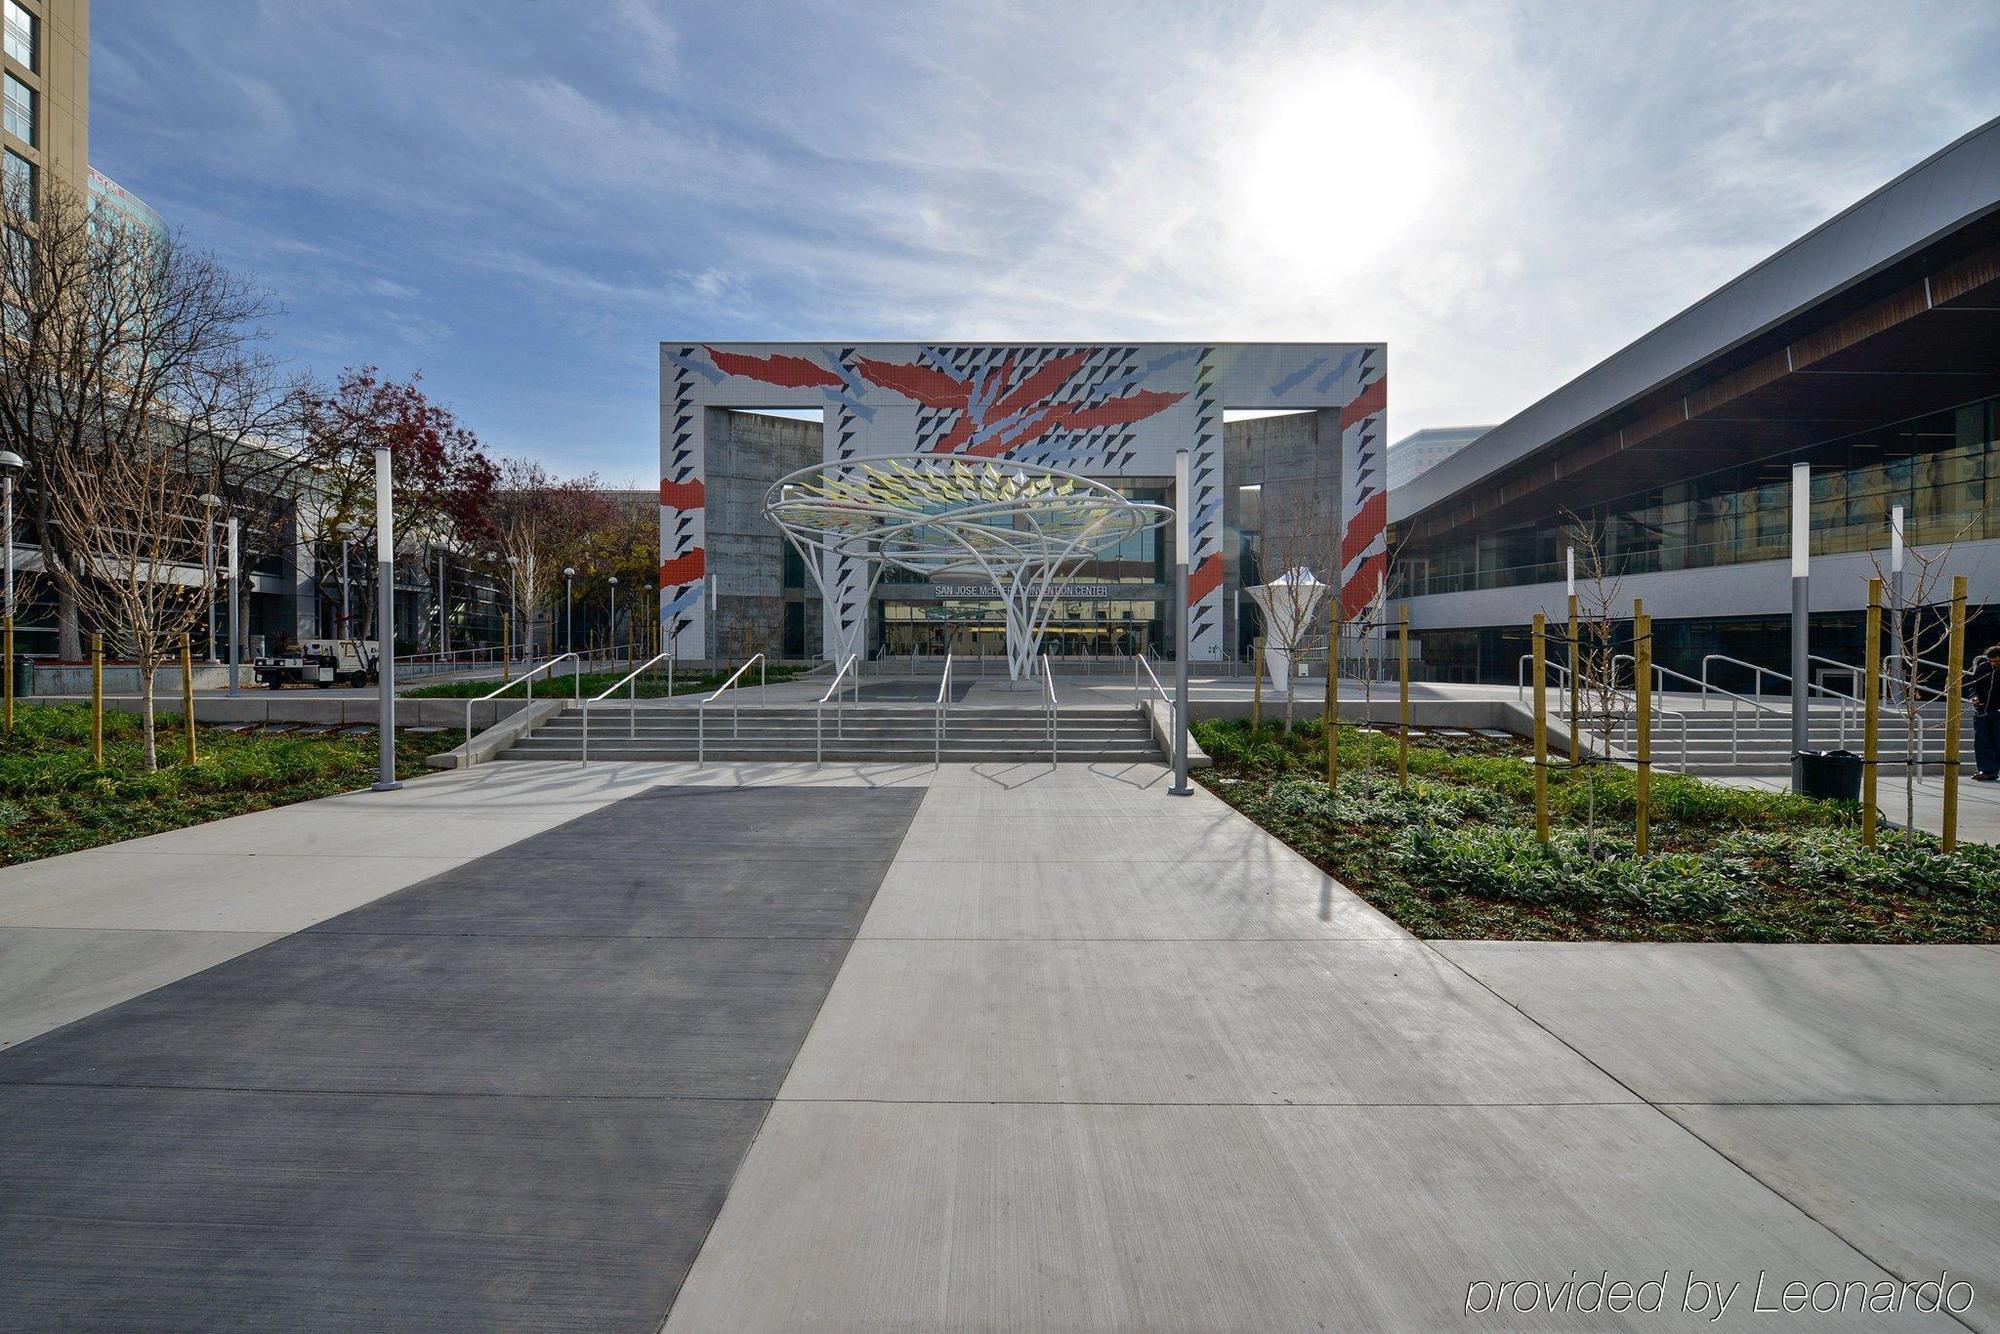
[0,449,25,476]
[608,575,618,586]
[563,566,575,578]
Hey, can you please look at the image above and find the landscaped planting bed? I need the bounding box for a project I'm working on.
[1195,718,2000,943]
[402,663,807,700]
[0,704,464,866]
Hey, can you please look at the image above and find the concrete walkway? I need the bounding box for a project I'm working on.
[0,760,1994,1329]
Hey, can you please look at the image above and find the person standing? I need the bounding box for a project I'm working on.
[1968,644,2000,781]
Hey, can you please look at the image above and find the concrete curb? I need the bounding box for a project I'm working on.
[1142,699,1213,769]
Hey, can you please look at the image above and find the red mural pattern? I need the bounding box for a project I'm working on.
[659,548,706,588]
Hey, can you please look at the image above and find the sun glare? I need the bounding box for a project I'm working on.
[1238,71,1434,278]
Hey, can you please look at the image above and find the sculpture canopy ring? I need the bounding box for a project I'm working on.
[764,454,1173,680]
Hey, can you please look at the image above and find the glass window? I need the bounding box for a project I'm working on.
[3,2,30,72]
[1,145,27,217]
[2,71,31,146]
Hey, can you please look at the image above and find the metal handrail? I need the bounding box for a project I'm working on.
[580,650,674,763]
[698,653,766,766]
[1703,651,1859,748]
[933,652,953,769]
[461,652,581,767]
[1041,651,1058,767]
[815,653,859,767]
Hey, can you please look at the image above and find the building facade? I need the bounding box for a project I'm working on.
[1,0,85,220]
[660,343,1387,661]
[1392,116,2000,686]
[1388,425,1490,493]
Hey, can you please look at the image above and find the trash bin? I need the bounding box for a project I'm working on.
[10,654,29,699]
[1793,749,1863,801]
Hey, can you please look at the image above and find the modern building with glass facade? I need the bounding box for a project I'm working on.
[1388,425,1490,493]
[1392,115,2000,685]
[661,343,1388,662]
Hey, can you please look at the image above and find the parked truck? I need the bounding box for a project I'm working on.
[252,638,379,689]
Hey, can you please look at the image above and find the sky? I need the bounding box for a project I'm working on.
[90,0,2000,487]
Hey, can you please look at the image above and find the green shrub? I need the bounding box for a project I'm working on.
[1398,823,1748,918]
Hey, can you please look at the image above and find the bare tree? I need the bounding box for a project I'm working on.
[1565,514,1626,849]
[44,435,215,768]
[0,177,312,661]
[1869,517,1980,835]
[1248,485,1332,732]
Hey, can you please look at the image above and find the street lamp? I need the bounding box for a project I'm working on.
[335,522,359,638]
[226,515,241,697]
[1790,461,1811,792]
[1170,448,1192,796]
[372,445,399,792]
[505,555,519,661]
[608,575,619,665]
[1,449,23,735]
[563,567,575,657]
[200,494,223,662]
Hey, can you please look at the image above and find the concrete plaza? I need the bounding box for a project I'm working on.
[0,759,1994,1329]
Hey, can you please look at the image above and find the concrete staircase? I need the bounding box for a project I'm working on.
[497,703,1164,764]
[1606,699,1972,776]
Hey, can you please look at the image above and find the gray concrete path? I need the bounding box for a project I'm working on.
[0,761,675,1049]
[0,783,922,1329]
[1,759,1994,1330]
[665,764,1989,1332]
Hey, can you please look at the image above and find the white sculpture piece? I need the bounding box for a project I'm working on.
[764,455,1172,680]
[1246,566,1328,699]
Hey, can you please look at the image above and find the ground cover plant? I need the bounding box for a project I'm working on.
[0,704,464,866]
[402,663,807,700]
[1195,718,2000,943]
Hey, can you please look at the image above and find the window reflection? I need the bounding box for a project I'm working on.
[1403,397,1998,595]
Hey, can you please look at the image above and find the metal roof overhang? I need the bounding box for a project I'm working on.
[1396,115,2000,541]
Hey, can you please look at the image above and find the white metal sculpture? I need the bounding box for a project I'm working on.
[764,454,1172,680]
[1246,566,1328,699]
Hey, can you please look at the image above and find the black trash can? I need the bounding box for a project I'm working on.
[10,654,29,699]
[1793,749,1863,801]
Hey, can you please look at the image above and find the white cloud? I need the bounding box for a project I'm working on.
[86,0,2000,476]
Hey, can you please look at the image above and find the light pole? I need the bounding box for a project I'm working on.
[505,555,519,660]
[1889,504,1905,696]
[1,449,22,735]
[1170,448,1192,797]
[608,575,619,664]
[436,549,448,658]
[201,494,223,662]
[1790,461,1810,792]
[336,523,357,639]
[226,516,241,697]
[373,445,400,791]
[563,567,575,657]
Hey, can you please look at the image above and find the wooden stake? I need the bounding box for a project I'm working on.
[1945,574,1966,852]
[1635,601,1651,857]
[1862,578,1880,847]
[91,632,104,766]
[1251,636,1262,731]
[1325,595,1340,790]
[1532,613,1548,842]
[1397,605,1410,786]
[180,634,197,765]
